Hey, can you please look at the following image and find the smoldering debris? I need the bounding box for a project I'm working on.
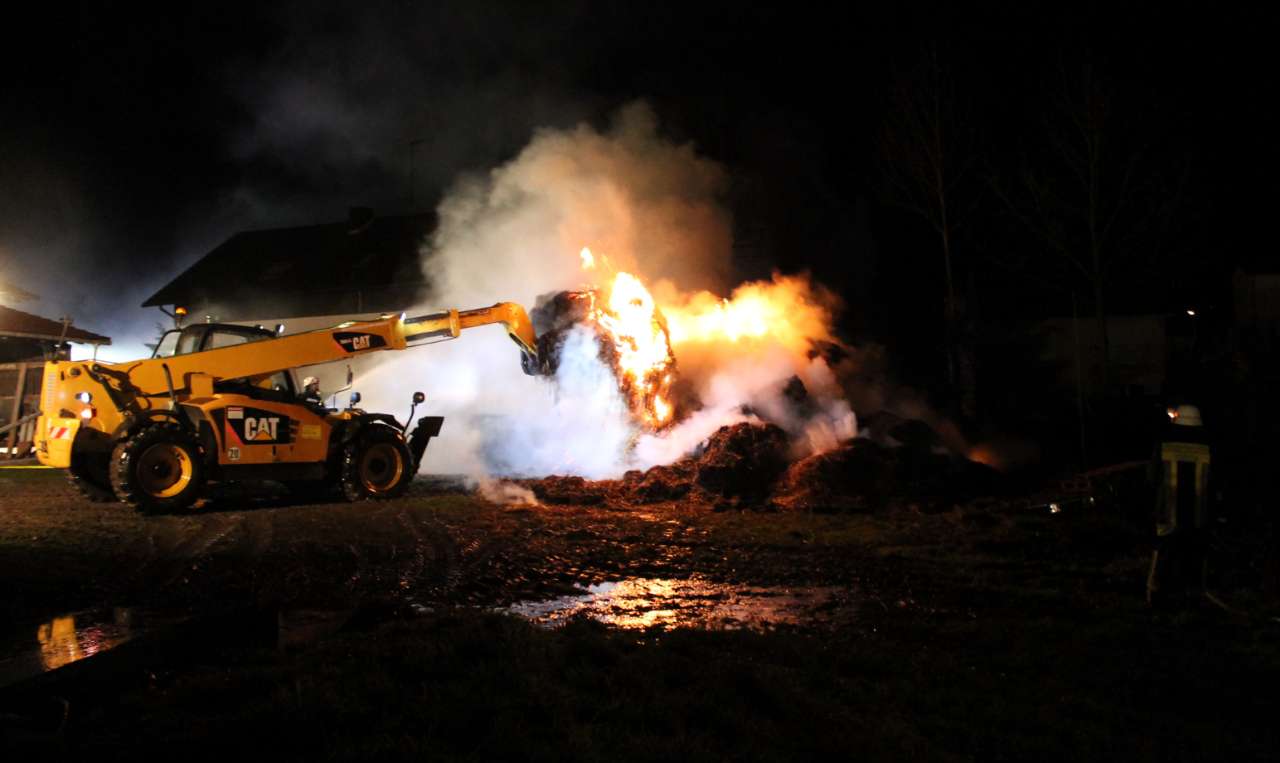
[517,416,1001,512]
[690,421,789,500]
[521,421,787,509]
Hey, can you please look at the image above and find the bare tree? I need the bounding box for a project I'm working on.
[878,44,977,402]
[990,50,1189,392]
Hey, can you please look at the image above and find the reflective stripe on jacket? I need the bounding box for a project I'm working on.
[1156,441,1210,536]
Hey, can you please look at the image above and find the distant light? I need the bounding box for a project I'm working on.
[174,306,188,316]
[1049,503,1061,514]
[1167,407,1179,421]
[1186,309,1197,317]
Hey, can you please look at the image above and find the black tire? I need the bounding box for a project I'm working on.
[340,425,414,501]
[68,452,117,503]
[110,423,206,514]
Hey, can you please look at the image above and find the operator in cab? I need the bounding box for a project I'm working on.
[300,376,323,407]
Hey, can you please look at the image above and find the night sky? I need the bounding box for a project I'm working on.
[0,2,1273,364]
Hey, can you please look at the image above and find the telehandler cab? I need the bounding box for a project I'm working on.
[34,304,541,513]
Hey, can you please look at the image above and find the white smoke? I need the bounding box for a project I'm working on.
[369,101,855,479]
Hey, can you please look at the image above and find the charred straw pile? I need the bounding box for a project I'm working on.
[521,417,999,513]
[524,289,998,512]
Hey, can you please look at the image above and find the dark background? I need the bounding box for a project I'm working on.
[0,2,1272,413]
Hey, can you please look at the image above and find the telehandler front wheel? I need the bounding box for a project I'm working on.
[340,426,414,501]
[111,423,206,514]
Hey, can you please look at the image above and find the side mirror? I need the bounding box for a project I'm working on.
[349,391,362,406]
[412,391,425,404]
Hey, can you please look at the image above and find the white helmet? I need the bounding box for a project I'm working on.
[1171,404,1203,427]
[302,376,319,388]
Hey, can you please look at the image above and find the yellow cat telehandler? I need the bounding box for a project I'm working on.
[34,304,540,513]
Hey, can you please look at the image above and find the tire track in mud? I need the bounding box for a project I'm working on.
[393,504,445,598]
[411,514,495,602]
[115,513,242,596]
[342,500,425,599]
[240,511,275,560]
[408,506,465,599]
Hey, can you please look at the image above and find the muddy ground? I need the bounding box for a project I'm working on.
[2,466,1278,759]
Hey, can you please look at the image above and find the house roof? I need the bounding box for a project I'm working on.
[0,305,111,344]
[143,209,436,321]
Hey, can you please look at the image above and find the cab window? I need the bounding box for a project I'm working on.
[206,331,252,350]
[152,331,180,358]
[265,371,294,393]
[176,331,202,356]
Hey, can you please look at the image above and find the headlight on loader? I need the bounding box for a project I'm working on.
[76,391,92,404]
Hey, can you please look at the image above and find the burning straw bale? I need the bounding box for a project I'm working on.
[531,287,680,429]
[530,290,595,372]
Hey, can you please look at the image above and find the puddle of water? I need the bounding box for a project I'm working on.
[0,607,177,688]
[508,576,845,631]
[0,606,358,689]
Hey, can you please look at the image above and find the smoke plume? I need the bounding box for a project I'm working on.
[391,102,853,479]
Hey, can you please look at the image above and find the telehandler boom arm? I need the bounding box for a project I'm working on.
[122,301,536,396]
[42,302,539,437]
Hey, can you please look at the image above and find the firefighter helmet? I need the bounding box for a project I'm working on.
[1171,404,1203,427]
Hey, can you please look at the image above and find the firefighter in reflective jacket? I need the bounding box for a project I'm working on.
[1146,404,1211,606]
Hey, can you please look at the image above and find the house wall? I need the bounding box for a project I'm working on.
[1037,314,1167,395]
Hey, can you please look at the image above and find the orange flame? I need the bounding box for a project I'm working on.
[662,274,834,354]
[588,268,677,429]
[577,248,835,431]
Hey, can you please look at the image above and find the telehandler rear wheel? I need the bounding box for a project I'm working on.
[111,423,206,514]
[340,426,414,501]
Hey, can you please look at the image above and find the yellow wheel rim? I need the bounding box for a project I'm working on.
[359,443,404,495]
[136,443,194,499]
